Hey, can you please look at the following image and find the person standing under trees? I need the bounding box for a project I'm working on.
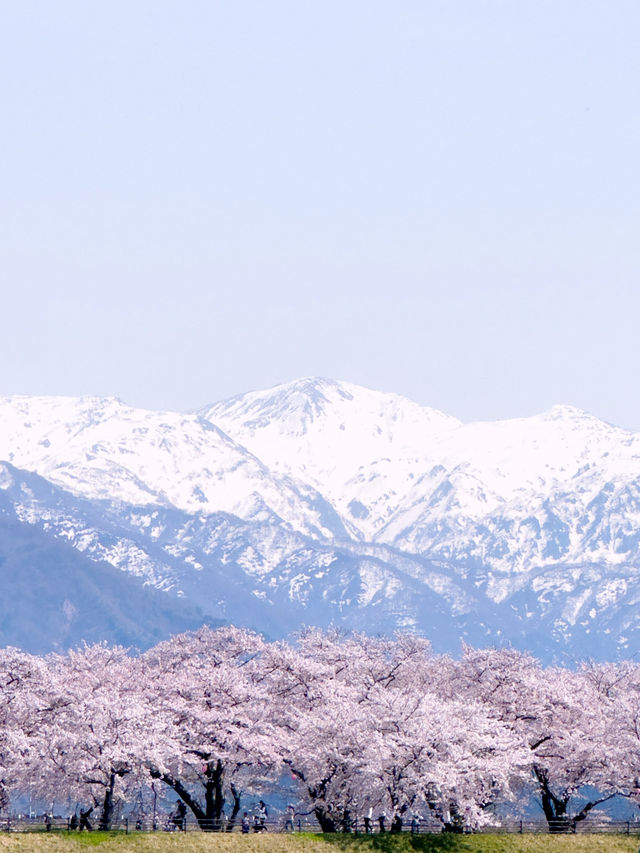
[78,807,93,831]
[364,808,372,833]
[172,800,187,831]
[257,800,268,830]
[284,804,295,832]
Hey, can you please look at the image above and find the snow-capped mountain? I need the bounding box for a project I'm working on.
[0,395,348,539]
[2,379,640,660]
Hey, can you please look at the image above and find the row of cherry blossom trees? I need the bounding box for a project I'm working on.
[0,627,638,833]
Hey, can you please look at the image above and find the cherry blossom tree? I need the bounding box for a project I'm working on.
[264,630,526,832]
[140,626,279,831]
[0,629,634,834]
[0,647,48,812]
[277,670,375,832]
[452,646,620,831]
[24,644,151,830]
[584,661,640,809]
[363,681,528,832]
[258,630,418,830]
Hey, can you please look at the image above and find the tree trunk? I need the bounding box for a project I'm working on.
[314,806,338,833]
[226,784,241,832]
[151,769,208,830]
[98,772,116,831]
[79,806,94,831]
[341,809,353,833]
[204,758,225,830]
[530,765,617,833]
[152,759,231,832]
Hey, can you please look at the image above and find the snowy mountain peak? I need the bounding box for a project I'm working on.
[3,381,640,660]
[200,377,355,434]
[272,376,352,402]
[201,379,463,539]
[537,403,621,429]
[544,403,592,420]
[201,377,459,442]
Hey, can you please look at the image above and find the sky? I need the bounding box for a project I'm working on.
[1,1,639,429]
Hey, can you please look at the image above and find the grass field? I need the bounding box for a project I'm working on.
[0,833,637,853]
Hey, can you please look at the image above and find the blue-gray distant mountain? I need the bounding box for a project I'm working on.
[1,380,639,660]
[0,465,215,653]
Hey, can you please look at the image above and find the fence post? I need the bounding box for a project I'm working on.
[125,818,129,834]
[298,819,301,832]
[519,820,523,834]
[627,821,630,835]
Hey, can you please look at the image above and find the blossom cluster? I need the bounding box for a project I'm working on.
[0,628,638,832]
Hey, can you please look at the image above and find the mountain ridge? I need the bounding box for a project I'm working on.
[1,378,639,660]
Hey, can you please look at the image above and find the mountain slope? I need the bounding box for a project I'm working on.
[1,380,640,659]
[201,378,461,540]
[0,509,216,654]
[202,380,640,576]
[0,395,349,540]
[201,378,640,658]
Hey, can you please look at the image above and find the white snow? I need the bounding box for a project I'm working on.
[3,378,640,658]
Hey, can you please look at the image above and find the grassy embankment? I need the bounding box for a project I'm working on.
[0,833,637,853]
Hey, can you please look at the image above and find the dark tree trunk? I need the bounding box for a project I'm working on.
[152,758,232,832]
[226,783,241,832]
[79,806,94,831]
[151,769,208,830]
[533,764,616,833]
[297,769,339,833]
[204,759,225,830]
[98,772,116,831]
[534,765,572,833]
[314,806,338,833]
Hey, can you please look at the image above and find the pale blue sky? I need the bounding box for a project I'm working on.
[1,2,639,428]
